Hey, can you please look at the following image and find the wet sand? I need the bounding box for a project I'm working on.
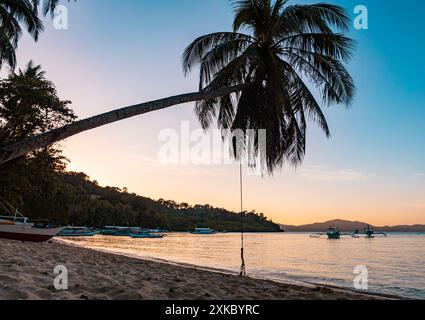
[0,239,390,300]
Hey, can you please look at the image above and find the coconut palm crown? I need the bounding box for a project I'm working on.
[0,0,74,70]
[183,0,355,174]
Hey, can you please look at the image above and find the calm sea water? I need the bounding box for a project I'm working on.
[62,233,425,299]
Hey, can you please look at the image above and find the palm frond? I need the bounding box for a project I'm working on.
[182,32,253,75]
[0,30,17,70]
[32,0,76,17]
[2,0,43,41]
[18,60,46,79]
[183,0,355,174]
[198,37,252,89]
[231,0,263,32]
[279,32,356,62]
[280,58,330,137]
[281,3,350,34]
[284,48,355,105]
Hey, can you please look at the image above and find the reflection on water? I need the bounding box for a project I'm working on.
[63,232,425,299]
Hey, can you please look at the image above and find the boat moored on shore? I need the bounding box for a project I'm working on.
[0,220,63,242]
[191,228,217,235]
[100,226,167,238]
[58,227,97,237]
[0,199,63,243]
[100,226,137,236]
[130,232,165,239]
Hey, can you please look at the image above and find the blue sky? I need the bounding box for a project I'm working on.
[15,0,425,225]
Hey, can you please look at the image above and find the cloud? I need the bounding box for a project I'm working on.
[300,166,371,182]
[411,173,425,178]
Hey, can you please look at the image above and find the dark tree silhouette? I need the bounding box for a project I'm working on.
[0,0,355,174]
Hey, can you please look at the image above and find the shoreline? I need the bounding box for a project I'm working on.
[0,238,397,300]
[56,238,403,300]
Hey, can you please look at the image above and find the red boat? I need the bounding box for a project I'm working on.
[0,219,63,242]
[0,199,63,243]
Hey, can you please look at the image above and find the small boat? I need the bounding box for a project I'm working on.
[362,225,387,238]
[326,226,341,239]
[145,228,168,233]
[130,232,165,239]
[191,228,217,235]
[100,226,139,236]
[310,226,352,240]
[0,219,63,242]
[0,199,63,242]
[58,227,97,237]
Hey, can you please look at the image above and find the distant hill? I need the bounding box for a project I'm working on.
[280,219,425,232]
[377,225,425,232]
[57,172,282,233]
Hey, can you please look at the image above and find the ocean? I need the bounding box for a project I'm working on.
[63,232,425,299]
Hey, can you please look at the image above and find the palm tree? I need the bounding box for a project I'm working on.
[18,60,46,80]
[0,0,42,70]
[0,0,355,173]
[0,0,73,70]
[0,60,75,143]
[183,0,355,172]
[32,0,75,17]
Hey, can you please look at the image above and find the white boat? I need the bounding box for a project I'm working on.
[191,228,217,235]
[130,232,165,239]
[58,227,97,237]
[0,199,63,243]
[100,226,139,236]
[145,228,168,233]
[0,220,63,242]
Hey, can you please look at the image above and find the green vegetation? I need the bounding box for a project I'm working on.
[0,0,75,70]
[0,62,280,232]
[0,167,281,232]
[0,0,355,174]
[58,171,281,232]
[0,0,354,232]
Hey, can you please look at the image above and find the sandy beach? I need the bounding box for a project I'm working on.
[0,238,393,300]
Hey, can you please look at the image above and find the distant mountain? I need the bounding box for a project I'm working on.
[280,219,425,232]
[377,225,425,232]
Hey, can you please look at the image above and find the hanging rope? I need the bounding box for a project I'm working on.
[239,163,246,276]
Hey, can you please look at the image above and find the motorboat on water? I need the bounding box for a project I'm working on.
[58,227,97,237]
[326,226,342,239]
[311,225,389,240]
[358,225,387,238]
[0,199,63,243]
[310,226,353,240]
[191,228,217,235]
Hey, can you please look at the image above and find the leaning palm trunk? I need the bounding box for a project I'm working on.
[0,85,246,166]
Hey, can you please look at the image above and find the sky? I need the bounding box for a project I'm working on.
[14,0,425,226]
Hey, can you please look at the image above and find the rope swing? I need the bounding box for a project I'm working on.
[239,163,246,277]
